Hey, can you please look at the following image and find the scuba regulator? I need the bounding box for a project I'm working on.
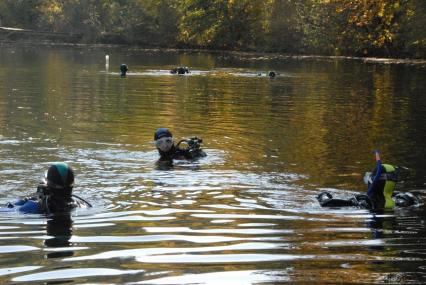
[37,183,49,198]
[176,137,204,158]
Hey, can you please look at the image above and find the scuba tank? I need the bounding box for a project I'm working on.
[176,137,206,159]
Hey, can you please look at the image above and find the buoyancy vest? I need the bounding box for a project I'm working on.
[367,164,397,209]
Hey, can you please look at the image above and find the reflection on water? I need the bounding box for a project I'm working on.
[0,46,426,284]
[44,213,74,258]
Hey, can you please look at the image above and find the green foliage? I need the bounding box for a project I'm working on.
[116,0,180,46]
[0,0,425,57]
[397,0,426,57]
[179,0,266,50]
[266,0,305,53]
[0,0,43,28]
[327,0,410,56]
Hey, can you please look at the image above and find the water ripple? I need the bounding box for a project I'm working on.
[0,266,42,277]
[2,48,426,284]
[135,270,290,285]
[64,242,286,262]
[0,245,39,253]
[12,268,143,282]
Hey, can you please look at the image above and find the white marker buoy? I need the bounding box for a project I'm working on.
[105,55,110,72]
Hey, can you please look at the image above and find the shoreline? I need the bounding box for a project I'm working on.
[1,40,426,67]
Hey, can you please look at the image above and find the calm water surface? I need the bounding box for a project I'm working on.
[0,45,426,284]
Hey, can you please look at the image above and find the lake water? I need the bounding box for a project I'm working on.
[0,45,426,284]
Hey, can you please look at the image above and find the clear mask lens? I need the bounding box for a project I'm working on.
[363,172,372,184]
[155,137,173,152]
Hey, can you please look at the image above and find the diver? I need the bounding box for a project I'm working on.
[317,151,419,210]
[3,162,92,214]
[120,63,128,77]
[257,71,276,78]
[170,67,190,75]
[154,128,206,161]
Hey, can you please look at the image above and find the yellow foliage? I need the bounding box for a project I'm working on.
[39,0,63,25]
[40,0,62,14]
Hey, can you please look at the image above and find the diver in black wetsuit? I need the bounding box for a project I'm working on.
[2,163,92,214]
[170,67,189,75]
[317,151,419,210]
[154,128,206,162]
[120,64,128,77]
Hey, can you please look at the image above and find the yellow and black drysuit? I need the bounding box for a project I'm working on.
[317,162,418,209]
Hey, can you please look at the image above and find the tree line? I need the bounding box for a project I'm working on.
[1,0,425,58]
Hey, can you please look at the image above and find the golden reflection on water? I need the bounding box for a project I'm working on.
[1,46,426,284]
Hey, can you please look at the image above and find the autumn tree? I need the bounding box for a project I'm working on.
[0,0,425,57]
[178,0,267,50]
[266,0,304,53]
[329,0,411,56]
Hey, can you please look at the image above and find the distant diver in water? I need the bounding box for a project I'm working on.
[268,71,276,78]
[2,163,92,214]
[257,71,276,78]
[154,128,206,162]
[170,67,190,75]
[120,64,128,77]
[317,150,420,210]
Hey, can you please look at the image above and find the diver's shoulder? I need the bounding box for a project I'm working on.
[17,199,41,214]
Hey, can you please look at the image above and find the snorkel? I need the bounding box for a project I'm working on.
[365,150,397,209]
[367,150,382,197]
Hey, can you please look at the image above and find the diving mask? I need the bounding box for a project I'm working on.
[363,172,372,184]
[155,137,173,152]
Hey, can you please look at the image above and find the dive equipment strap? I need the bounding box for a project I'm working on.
[72,194,92,207]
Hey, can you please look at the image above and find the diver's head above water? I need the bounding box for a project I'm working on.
[2,163,90,214]
[47,163,74,188]
[317,151,416,210]
[153,128,207,161]
[120,64,128,77]
[37,162,76,212]
[154,128,174,155]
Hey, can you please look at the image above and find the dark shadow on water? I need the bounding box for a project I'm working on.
[155,159,174,171]
[44,213,74,259]
[364,206,426,283]
[46,279,74,285]
[155,159,203,171]
[366,210,395,244]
